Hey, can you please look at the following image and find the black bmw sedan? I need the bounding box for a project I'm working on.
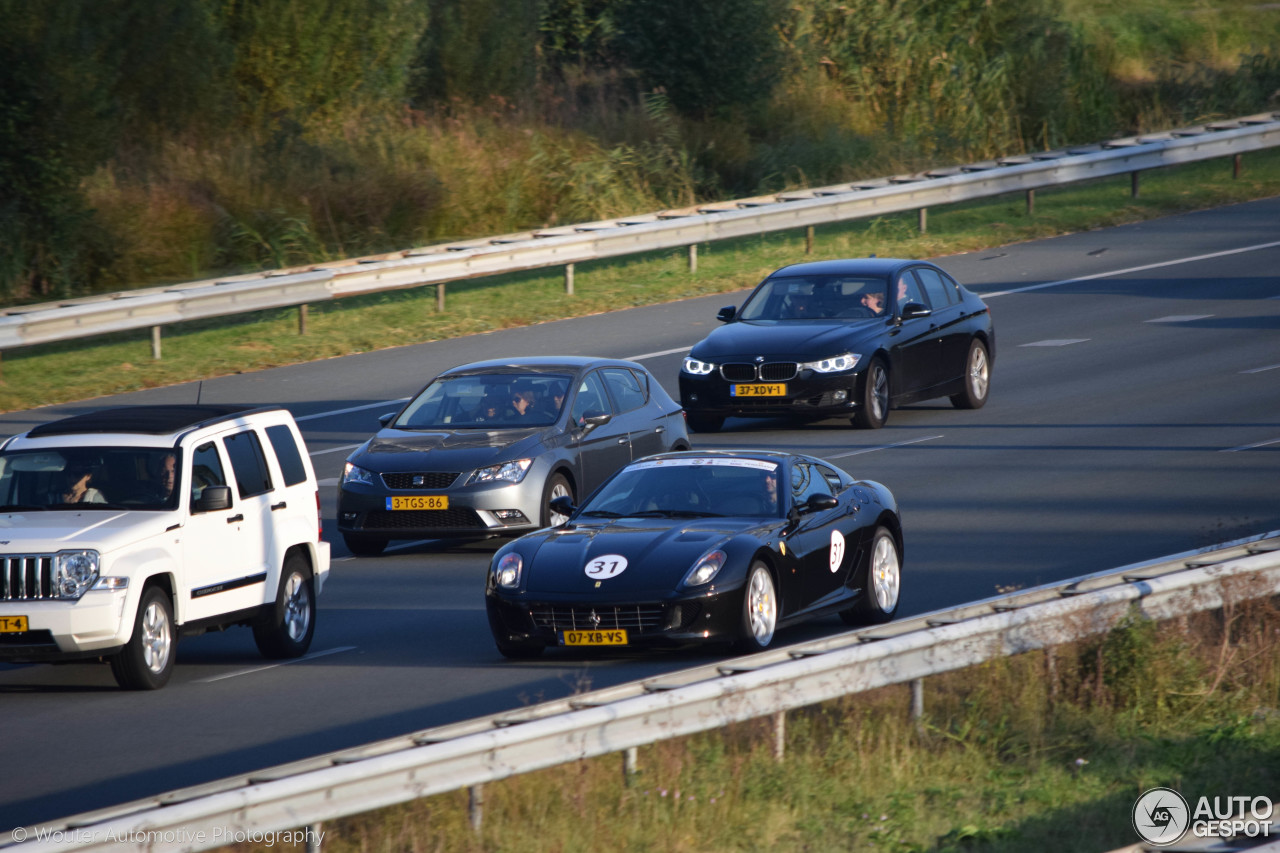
[679,258,995,430]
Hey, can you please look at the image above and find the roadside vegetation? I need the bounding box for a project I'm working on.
[227,599,1280,852]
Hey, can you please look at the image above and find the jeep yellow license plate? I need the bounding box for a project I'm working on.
[0,616,28,633]
[732,383,786,397]
[562,629,628,646]
[387,496,449,510]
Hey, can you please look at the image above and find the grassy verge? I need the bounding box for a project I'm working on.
[222,599,1280,853]
[4,149,1280,414]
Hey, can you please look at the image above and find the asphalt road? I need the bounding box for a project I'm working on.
[1,197,1278,831]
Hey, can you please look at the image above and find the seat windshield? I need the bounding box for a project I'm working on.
[738,275,890,321]
[0,447,180,510]
[579,458,783,519]
[394,373,572,429]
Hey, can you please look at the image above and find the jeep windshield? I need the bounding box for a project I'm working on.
[0,447,180,510]
[392,373,572,430]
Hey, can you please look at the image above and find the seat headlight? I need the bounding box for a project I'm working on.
[494,553,523,588]
[54,550,100,600]
[682,357,716,375]
[681,549,727,587]
[468,458,533,485]
[802,352,860,373]
[342,463,376,487]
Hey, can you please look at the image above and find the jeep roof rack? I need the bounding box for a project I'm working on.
[27,404,276,438]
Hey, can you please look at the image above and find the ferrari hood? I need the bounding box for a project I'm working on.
[690,319,883,361]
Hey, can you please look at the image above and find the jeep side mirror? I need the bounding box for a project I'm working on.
[193,484,232,513]
[716,305,737,322]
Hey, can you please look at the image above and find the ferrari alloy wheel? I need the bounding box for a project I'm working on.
[737,562,777,653]
[843,526,901,625]
[950,339,990,410]
[852,358,889,429]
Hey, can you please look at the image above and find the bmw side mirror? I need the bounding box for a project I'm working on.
[548,495,575,520]
[899,302,932,320]
[716,306,737,322]
[193,484,231,513]
[378,412,397,428]
[803,493,839,513]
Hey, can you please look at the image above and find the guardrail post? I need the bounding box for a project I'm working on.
[1045,646,1058,704]
[306,822,323,853]
[150,326,162,360]
[911,678,924,733]
[918,208,927,234]
[1234,153,1243,179]
[805,226,814,255]
[622,746,639,786]
[1026,189,1035,216]
[772,710,786,760]
[1131,171,1141,198]
[299,304,309,335]
[688,244,698,274]
[468,784,483,832]
[565,263,575,296]
[436,282,446,312]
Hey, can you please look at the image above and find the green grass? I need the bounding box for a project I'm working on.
[4,148,1280,414]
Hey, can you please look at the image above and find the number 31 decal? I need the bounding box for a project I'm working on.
[829,530,845,573]
[584,554,629,579]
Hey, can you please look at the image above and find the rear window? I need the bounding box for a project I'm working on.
[266,424,308,487]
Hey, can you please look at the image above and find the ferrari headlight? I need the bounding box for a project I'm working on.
[682,357,716,375]
[54,550,100,600]
[342,462,375,487]
[468,458,533,485]
[802,352,860,373]
[494,553,523,588]
[681,549,727,587]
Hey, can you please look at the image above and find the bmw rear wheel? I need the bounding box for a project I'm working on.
[841,526,901,625]
[852,358,889,429]
[736,562,777,653]
[950,339,990,410]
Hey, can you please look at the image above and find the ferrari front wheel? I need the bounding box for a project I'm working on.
[735,562,777,653]
[841,526,901,625]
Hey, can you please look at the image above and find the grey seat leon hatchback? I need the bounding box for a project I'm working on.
[337,356,691,555]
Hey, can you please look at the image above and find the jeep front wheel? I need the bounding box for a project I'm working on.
[110,586,176,690]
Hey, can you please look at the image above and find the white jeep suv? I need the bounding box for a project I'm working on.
[0,404,330,689]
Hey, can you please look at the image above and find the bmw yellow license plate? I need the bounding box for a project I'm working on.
[731,383,786,397]
[562,629,628,646]
[0,616,28,633]
[387,495,449,510]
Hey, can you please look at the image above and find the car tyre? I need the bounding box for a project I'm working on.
[734,561,778,653]
[541,473,574,527]
[343,532,388,557]
[840,526,901,625]
[852,358,889,429]
[949,338,990,410]
[686,412,724,433]
[253,553,316,659]
[110,586,176,690]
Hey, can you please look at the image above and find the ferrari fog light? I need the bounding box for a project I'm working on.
[681,549,727,587]
[665,605,684,630]
[494,553,523,588]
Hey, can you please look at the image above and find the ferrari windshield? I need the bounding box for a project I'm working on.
[0,446,180,510]
[394,372,572,429]
[580,457,783,519]
[738,274,889,321]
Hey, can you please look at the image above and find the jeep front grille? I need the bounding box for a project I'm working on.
[1,555,54,600]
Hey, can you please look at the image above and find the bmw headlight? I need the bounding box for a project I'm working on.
[494,553,523,588]
[54,550,100,600]
[802,352,860,373]
[681,549,727,587]
[682,357,716,375]
[468,458,533,485]
[342,462,376,487]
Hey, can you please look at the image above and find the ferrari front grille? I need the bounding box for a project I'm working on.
[530,603,666,633]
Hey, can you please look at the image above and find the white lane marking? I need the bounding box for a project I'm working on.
[197,646,358,683]
[1019,339,1090,347]
[1241,363,1280,374]
[295,399,409,422]
[316,477,339,487]
[310,443,364,458]
[828,435,943,459]
[1221,437,1280,452]
[984,240,1280,298]
[1145,314,1213,323]
[627,346,691,361]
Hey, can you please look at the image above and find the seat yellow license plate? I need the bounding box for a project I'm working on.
[562,629,628,646]
[732,383,786,397]
[387,496,449,510]
[0,616,29,633]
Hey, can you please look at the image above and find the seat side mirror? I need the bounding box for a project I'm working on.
[578,411,612,432]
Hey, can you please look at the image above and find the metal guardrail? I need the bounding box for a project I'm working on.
[9,530,1280,851]
[1,113,1278,353]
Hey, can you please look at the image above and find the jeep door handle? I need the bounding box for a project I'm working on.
[271,501,287,510]
[226,513,244,524]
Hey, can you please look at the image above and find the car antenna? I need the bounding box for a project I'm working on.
[195,380,203,405]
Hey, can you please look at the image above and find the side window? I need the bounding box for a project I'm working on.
[895,271,928,309]
[789,462,826,506]
[266,424,307,487]
[570,371,613,424]
[190,442,228,505]
[601,368,647,413]
[915,267,956,306]
[223,430,273,498]
[815,463,845,494]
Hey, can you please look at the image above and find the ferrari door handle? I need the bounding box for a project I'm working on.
[271,501,287,511]
[226,513,245,524]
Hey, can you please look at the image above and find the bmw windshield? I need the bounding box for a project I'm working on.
[738,275,889,321]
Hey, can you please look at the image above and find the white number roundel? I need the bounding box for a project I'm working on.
[584,554,629,579]
[829,530,846,573]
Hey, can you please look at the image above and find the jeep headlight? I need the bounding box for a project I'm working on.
[342,462,376,487]
[802,352,860,373]
[467,459,533,485]
[54,550,100,599]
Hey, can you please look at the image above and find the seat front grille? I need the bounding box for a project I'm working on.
[381,472,460,490]
[363,508,484,530]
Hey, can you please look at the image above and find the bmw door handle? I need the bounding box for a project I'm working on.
[226,513,245,524]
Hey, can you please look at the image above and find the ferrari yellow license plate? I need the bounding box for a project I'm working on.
[562,629,628,646]
[387,495,449,510]
[0,616,29,633]
[732,383,786,397]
